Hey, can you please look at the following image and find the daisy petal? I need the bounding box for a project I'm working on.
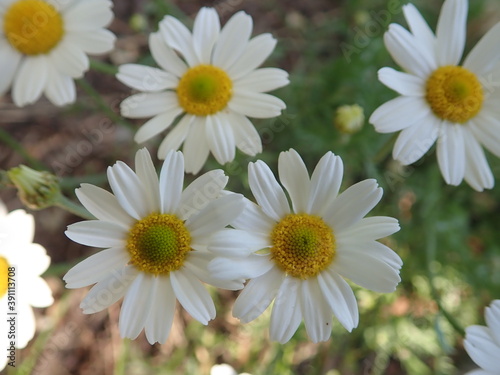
[248,160,290,222]
[300,278,332,342]
[183,117,211,174]
[12,56,48,106]
[158,114,194,158]
[44,67,76,106]
[464,23,500,75]
[463,128,494,191]
[323,179,382,232]
[192,7,220,63]
[377,67,425,96]
[117,64,178,93]
[205,114,236,165]
[159,150,184,213]
[464,325,500,372]
[403,4,436,49]
[278,149,310,213]
[231,197,276,234]
[437,122,466,186]
[121,92,178,119]
[64,0,113,31]
[135,148,161,212]
[134,108,183,144]
[229,112,262,156]
[229,90,286,119]
[209,254,273,280]
[149,32,188,77]
[170,268,215,324]
[370,96,431,133]
[235,68,289,93]
[270,276,302,343]
[318,270,359,331]
[208,229,269,256]
[159,16,199,66]
[65,220,125,248]
[66,29,115,54]
[308,152,343,216]
[50,41,89,78]
[436,0,467,66]
[486,301,500,346]
[469,113,500,158]
[0,40,20,95]
[144,277,176,344]
[337,216,400,242]
[213,11,252,70]
[185,251,244,290]
[233,267,284,323]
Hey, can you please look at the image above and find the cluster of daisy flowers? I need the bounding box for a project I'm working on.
[1,0,500,373]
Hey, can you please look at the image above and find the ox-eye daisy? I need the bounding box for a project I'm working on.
[464,300,500,375]
[0,200,53,370]
[208,149,402,343]
[0,0,115,106]
[117,7,288,174]
[63,149,244,344]
[369,0,500,191]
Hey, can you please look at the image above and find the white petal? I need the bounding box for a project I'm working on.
[50,41,89,78]
[134,108,183,144]
[135,148,161,213]
[209,254,273,280]
[226,34,277,80]
[144,277,176,344]
[193,7,220,63]
[300,278,332,342]
[107,161,150,219]
[186,194,244,240]
[12,56,48,106]
[75,183,133,228]
[464,325,500,372]
[64,0,113,31]
[65,220,125,248]
[377,67,425,96]
[392,114,440,165]
[159,150,184,213]
[66,29,115,54]
[43,66,76,106]
[469,113,500,158]
[317,270,359,331]
[0,39,21,95]
[436,122,466,186]
[208,229,269,256]
[233,267,284,323]
[337,216,400,242]
[307,152,343,216]
[248,160,290,222]
[403,4,436,49]
[323,179,382,232]
[158,114,193,158]
[159,16,199,66]
[464,23,500,75]
[64,247,129,288]
[370,96,431,134]
[436,0,467,66]
[234,68,289,93]
[80,267,138,313]
[119,273,154,339]
[229,112,262,156]
[485,301,500,347]
[26,276,54,307]
[269,276,302,343]
[149,32,188,77]
[212,11,252,70]
[278,149,310,213]
[183,117,210,174]
[229,90,286,119]
[117,64,178,93]
[231,197,276,234]
[178,169,228,219]
[463,127,494,191]
[170,268,215,324]
[384,24,435,78]
[120,91,178,119]
[205,114,236,165]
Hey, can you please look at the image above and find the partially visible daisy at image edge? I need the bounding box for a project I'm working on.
[117,7,289,174]
[63,148,245,344]
[464,300,500,375]
[0,200,54,371]
[0,0,116,106]
[369,0,500,191]
[208,149,402,343]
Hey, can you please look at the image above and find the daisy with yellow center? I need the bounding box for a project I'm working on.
[0,0,115,106]
[0,200,53,371]
[117,7,289,174]
[369,0,500,191]
[63,148,245,344]
[208,149,402,343]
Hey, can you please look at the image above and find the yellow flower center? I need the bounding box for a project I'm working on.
[126,213,192,275]
[0,257,10,298]
[177,65,233,116]
[425,65,484,123]
[270,213,335,279]
[3,0,64,55]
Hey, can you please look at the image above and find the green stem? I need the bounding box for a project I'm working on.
[90,59,118,75]
[76,78,135,131]
[55,194,94,220]
[0,127,46,170]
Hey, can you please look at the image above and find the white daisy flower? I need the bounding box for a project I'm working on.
[0,200,54,371]
[369,0,500,191]
[117,7,289,174]
[0,0,116,107]
[464,300,500,375]
[208,149,402,343]
[63,148,245,344]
